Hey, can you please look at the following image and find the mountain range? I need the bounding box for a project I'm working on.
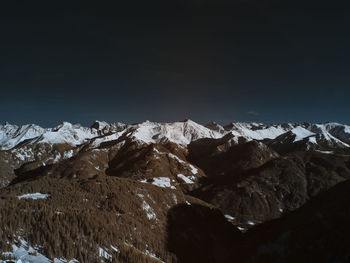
[1,119,350,262]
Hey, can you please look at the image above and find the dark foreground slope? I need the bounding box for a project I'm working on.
[167,204,242,263]
[236,179,350,263]
[165,180,350,263]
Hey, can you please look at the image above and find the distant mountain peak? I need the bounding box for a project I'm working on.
[1,120,350,150]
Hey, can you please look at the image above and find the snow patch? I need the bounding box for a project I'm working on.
[290,127,315,142]
[110,245,120,253]
[309,136,317,144]
[144,248,166,263]
[316,150,334,154]
[140,177,176,189]
[63,150,74,159]
[168,153,185,164]
[224,215,235,221]
[142,201,156,220]
[17,193,50,200]
[172,194,178,204]
[99,247,112,261]
[90,132,124,148]
[0,236,79,263]
[54,258,79,263]
[177,174,194,184]
[189,164,198,174]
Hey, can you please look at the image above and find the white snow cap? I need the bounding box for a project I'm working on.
[1,120,350,150]
[131,119,222,145]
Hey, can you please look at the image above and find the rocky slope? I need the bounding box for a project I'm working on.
[0,119,350,262]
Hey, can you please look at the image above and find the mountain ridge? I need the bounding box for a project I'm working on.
[1,120,350,151]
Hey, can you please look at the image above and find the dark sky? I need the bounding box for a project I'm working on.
[1,0,350,127]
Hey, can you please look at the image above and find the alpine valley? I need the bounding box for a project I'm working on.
[1,119,350,263]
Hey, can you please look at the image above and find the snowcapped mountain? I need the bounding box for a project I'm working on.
[0,123,46,150]
[310,123,350,147]
[268,126,317,151]
[0,122,96,150]
[1,119,350,262]
[224,122,294,140]
[1,120,350,151]
[128,120,223,145]
[0,120,220,150]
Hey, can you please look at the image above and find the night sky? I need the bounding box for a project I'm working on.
[1,0,350,127]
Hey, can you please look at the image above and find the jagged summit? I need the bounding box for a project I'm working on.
[90,120,110,130]
[1,120,350,150]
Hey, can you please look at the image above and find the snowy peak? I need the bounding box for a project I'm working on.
[290,127,315,142]
[0,120,223,150]
[225,122,294,141]
[268,122,350,153]
[0,123,46,150]
[1,120,350,150]
[90,120,110,130]
[311,123,350,147]
[90,120,127,133]
[328,124,350,143]
[0,122,96,150]
[130,119,222,145]
[37,122,97,146]
[205,121,226,134]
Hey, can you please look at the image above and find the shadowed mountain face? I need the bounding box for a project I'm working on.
[1,120,350,262]
[167,204,242,263]
[189,137,350,226]
[235,179,350,263]
[166,181,350,263]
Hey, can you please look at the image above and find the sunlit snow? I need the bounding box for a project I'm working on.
[290,127,315,142]
[224,215,235,221]
[17,193,50,200]
[189,164,198,174]
[0,236,79,263]
[140,177,176,189]
[2,120,350,151]
[177,174,194,184]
